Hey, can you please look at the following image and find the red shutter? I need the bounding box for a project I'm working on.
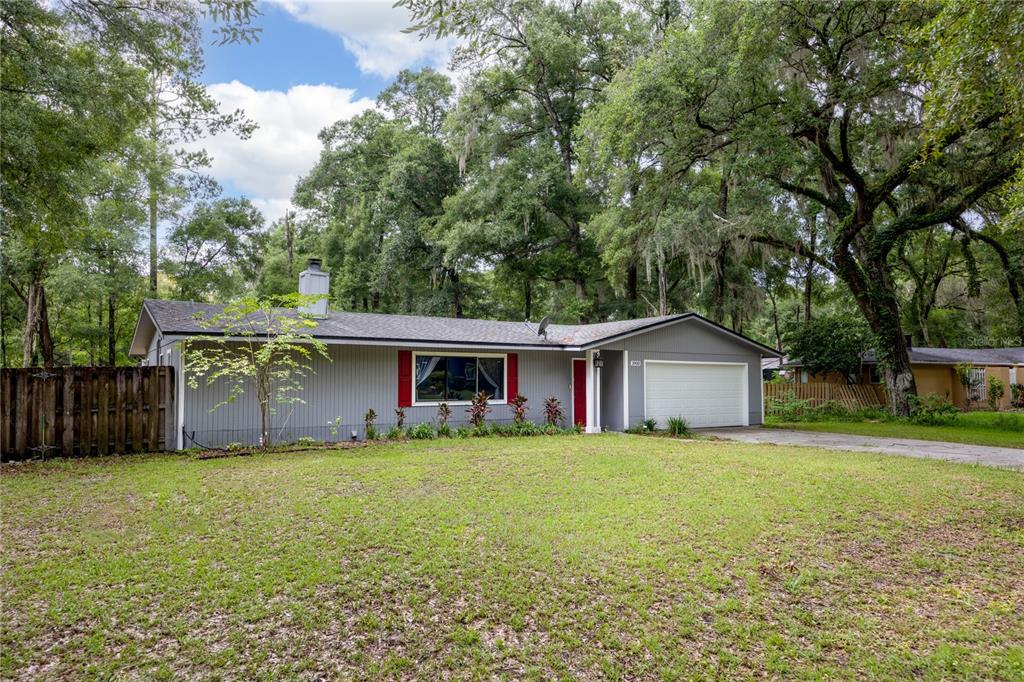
[398,350,413,407]
[507,353,518,398]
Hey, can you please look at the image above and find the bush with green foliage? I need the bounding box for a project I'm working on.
[667,416,691,437]
[767,393,889,423]
[226,442,245,452]
[643,418,657,432]
[987,376,1005,410]
[454,426,473,438]
[785,314,873,382]
[907,393,959,425]
[407,423,435,440]
[295,436,317,447]
[1012,384,1024,409]
[437,423,452,438]
[385,426,405,440]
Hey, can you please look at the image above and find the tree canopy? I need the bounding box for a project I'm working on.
[3,0,1021,417]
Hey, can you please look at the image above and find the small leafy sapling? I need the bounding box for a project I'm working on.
[394,406,406,429]
[543,395,565,426]
[955,362,978,407]
[182,294,330,449]
[987,376,1005,411]
[364,408,378,440]
[467,391,491,428]
[509,393,528,424]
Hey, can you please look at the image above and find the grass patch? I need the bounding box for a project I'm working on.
[2,435,1023,678]
[769,411,1024,449]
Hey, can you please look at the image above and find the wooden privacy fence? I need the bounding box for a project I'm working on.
[1,367,175,461]
[764,382,886,413]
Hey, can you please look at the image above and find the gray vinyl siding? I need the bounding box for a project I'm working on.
[598,320,765,427]
[598,349,624,432]
[176,343,575,448]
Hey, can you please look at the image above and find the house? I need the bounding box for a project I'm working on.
[129,260,782,448]
[790,347,1024,410]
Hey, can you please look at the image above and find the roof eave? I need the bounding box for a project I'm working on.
[127,303,160,358]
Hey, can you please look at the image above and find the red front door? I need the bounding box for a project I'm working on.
[572,359,587,427]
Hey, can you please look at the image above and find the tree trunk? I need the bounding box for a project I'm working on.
[108,294,116,366]
[656,248,667,316]
[804,220,816,323]
[260,399,269,449]
[838,252,918,416]
[627,264,638,317]
[21,282,38,367]
[285,211,294,280]
[448,268,463,318]
[523,278,532,320]
[0,286,7,367]
[147,83,160,296]
[713,245,727,325]
[38,286,54,368]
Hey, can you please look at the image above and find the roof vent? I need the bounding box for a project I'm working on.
[299,258,329,318]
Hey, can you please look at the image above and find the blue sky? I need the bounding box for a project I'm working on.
[195,1,455,223]
[202,3,387,96]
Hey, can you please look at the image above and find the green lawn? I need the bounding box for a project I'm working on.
[2,436,1023,679]
[768,411,1024,449]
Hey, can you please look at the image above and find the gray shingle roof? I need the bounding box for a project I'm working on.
[137,299,780,355]
[862,347,1024,366]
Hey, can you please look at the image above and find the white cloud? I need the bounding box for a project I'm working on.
[196,81,374,223]
[272,0,457,78]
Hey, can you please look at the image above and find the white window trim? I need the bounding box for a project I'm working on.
[410,350,509,407]
[642,359,750,428]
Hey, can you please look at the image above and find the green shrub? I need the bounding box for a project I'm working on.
[987,376,1005,411]
[768,392,814,421]
[667,416,691,437]
[436,423,452,438]
[226,442,245,452]
[907,393,959,425]
[625,423,647,434]
[643,418,657,432]
[407,423,434,440]
[1010,383,1024,408]
[454,426,473,438]
[295,436,317,446]
[385,426,405,440]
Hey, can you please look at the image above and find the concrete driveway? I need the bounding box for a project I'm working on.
[701,427,1024,470]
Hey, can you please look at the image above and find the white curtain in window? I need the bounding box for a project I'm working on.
[478,360,499,392]
[416,356,441,386]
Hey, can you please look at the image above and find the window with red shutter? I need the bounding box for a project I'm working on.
[397,350,412,407]
[507,353,518,398]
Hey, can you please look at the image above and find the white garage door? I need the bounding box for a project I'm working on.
[644,361,749,428]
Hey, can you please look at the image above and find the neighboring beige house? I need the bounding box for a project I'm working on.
[791,348,1024,410]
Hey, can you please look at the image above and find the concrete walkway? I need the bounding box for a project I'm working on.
[701,427,1024,470]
